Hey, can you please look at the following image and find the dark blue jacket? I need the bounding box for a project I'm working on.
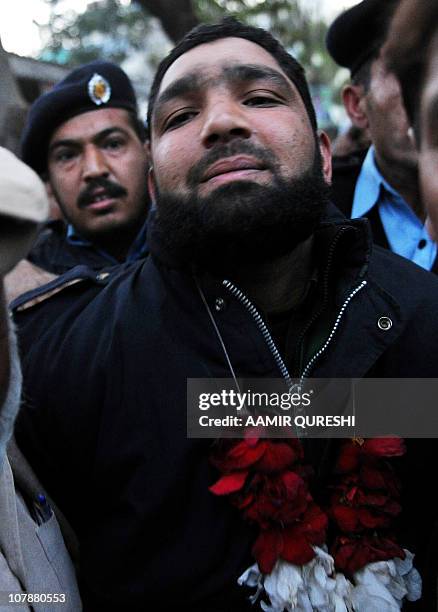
[12,205,438,610]
[28,219,149,275]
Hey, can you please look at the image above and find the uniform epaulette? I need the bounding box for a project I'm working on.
[11,265,114,313]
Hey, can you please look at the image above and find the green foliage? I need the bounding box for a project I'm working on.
[195,0,336,87]
[39,0,153,66]
[39,0,334,84]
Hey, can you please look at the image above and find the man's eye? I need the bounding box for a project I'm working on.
[244,95,281,107]
[53,150,76,163]
[104,138,124,150]
[164,111,196,131]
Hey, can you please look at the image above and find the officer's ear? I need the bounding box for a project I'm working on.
[44,179,54,201]
[44,181,58,208]
[44,180,64,220]
[342,84,369,129]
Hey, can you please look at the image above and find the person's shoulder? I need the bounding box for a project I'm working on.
[4,260,57,305]
[11,260,148,363]
[11,259,146,321]
[11,264,113,315]
[368,244,438,304]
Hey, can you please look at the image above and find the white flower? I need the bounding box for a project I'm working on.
[332,574,354,612]
[394,550,422,602]
[262,560,312,611]
[351,549,422,610]
[238,548,420,611]
[238,548,353,611]
[351,565,401,611]
[238,564,264,604]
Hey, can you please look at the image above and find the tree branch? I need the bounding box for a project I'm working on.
[133,0,199,42]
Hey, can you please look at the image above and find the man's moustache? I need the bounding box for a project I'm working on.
[77,178,128,208]
[186,140,277,188]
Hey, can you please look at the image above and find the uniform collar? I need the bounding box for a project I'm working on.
[66,221,149,264]
[351,146,403,218]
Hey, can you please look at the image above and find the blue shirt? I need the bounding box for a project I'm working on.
[351,147,436,271]
[67,220,149,265]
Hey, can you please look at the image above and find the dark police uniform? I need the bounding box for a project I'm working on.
[327,0,437,276]
[28,219,149,275]
[331,150,438,274]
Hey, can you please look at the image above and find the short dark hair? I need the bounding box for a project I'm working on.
[384,0,438,127]
[147,17,317,136]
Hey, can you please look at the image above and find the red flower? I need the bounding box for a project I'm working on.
[211,438,303,474]
[256,439,303,472]
[252,503,328,573]
[335,437,405,475]
[331,534,406,575]
[209,434,407,581]
[242,471,309,528]
[362,437,406,458]
[330,480,402,533]
[209,471,248,495]
[336,443,361,473]
[360,463,400,497]
[210,439,265,471]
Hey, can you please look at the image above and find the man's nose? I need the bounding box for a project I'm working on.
[82,145,109,180]
[201,99,251,148]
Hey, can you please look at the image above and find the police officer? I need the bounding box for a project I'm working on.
[21,61,151,274]
[327,0,437,272]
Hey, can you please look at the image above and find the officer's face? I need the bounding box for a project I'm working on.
[149,37,331,201]
[47,108,149,240]
[420,34,438,240]
[363,56,417,172]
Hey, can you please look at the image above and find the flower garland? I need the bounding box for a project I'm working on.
[209,433,421,611]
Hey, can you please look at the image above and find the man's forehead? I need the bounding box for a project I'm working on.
[49,107,131,144]
[158,37,291,95]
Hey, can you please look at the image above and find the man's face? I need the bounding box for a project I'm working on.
[363,55,417,171]
[149,37,331,266]
[47,108,149,240]
[419,35,438,240]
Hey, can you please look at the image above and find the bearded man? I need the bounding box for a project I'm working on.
[12,18,438,611]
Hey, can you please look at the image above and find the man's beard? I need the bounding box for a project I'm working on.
[152,144,331,273]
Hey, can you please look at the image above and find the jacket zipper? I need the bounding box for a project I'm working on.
[293,226,349,374]
[222,279,294,390]
[299,280,367,384]
[222,277,367,387]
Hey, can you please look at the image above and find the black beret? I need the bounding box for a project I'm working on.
[21,60,138,175]
[326,0,400,76]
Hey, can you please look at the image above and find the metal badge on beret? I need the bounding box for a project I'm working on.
[88,73,111,105]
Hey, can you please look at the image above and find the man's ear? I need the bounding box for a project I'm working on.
[317,130,332,185]
[44,180,63,220]
[44,179,54,201]
[342,84,369,129]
